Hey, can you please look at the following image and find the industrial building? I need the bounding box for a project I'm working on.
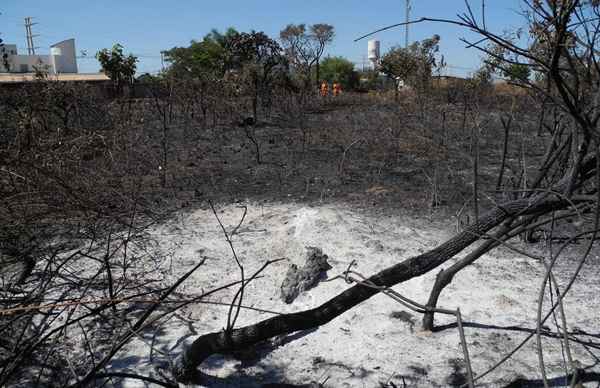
[0,39,78,74]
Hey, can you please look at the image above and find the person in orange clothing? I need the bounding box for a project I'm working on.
[320,80,329,97]
[332,81,342,96]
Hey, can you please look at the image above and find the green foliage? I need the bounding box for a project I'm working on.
[380,34,441,90]
[480,30,531,84]
[280,23,334,65]
[503,63,531,82]
[356,69,380,91]
[162,28,238,80]
[225,31,286,120]
[311,24,335,50]
[96,44,138,91]
[225,30,283,70]
[162,28,284,119]
[279,23,335,87]
[380,47,419,86]
[319,56,359,90]
[136,72,159,83]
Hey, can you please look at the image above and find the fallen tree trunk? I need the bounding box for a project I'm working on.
[172,194,577,382]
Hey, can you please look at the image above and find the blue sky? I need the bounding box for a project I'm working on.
[0,1,528,76]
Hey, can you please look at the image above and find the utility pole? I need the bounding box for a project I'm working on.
[25,17,39,55]
[405,0,411,48]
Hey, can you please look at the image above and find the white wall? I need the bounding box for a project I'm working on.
[8,55,53,73]
[1,44,18,56]
[51,39,78,73]
[0,39,78,74]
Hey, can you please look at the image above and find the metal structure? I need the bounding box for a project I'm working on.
[24,17,39,55]
[405,0,411,48]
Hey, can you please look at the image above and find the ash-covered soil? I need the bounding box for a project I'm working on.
[111,201,600,387]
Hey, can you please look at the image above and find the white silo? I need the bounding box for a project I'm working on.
[50,39,78,74]
[368,40,380,68]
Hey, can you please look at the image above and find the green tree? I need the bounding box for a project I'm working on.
[311,24,335,83]
[162,28,238,80]
[503,63,531,82]
[479,30,531,84]
[226,30,286,121]
[380,35,441,99]
[96,44,138,95]
[380,46,419,98]
[161,28,239,123]
[319,56,359,90]
[279,23,335,89]
[356,69,380,91]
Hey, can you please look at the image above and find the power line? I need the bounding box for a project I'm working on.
[445,64,477,71]
[75,48,162,59]
[134,54,162,58]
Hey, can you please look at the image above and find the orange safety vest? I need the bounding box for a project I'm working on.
[320,82,328,96]
[333,83,341,96]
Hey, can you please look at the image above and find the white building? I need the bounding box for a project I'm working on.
[0,39,78,74]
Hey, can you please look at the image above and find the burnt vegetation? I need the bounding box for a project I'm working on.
[1,1,600,386]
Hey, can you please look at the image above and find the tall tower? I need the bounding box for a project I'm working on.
[405,0,411,48]
[368,40,380,70]
[25,17,39,55]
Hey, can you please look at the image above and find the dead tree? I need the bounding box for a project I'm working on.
[148,77,176,188]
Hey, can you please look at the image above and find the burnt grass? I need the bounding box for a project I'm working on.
[0,87,550,259]
[0,87,549,257]
[159,92,545,219]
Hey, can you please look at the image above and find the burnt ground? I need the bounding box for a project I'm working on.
[157,92,546,221]
[5,88,592,387]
